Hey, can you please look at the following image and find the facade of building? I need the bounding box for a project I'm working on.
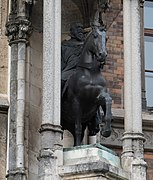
[0,0,153,179]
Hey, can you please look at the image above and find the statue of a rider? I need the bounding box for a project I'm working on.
[61,23,103,136]
[61,23,85,94]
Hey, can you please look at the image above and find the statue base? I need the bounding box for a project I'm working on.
[59,144,130,180]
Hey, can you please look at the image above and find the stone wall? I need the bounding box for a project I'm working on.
[145,152,153,180]
[25,31,43,180]
[103,0,124,108]
[0,111,7,180]
[62,0,83,34]
[0,0,8,94]
[61,0,124,109]
[0,0,8,179]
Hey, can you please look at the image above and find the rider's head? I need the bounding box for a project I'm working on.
[70,23,85,42]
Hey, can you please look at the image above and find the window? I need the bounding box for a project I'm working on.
[144,1,153,29]
[144,0,153,109]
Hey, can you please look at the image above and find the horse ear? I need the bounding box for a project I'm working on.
[93,10,101,27]
[106,36,109,42]
[92,27,98,38]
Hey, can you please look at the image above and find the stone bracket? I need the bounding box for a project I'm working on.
[37,149,57,161]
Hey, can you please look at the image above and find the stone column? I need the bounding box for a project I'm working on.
[121,0,147,179]
[5,0,32,179]
[38,0,63,179]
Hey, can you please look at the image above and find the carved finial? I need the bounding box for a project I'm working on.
[98,0,110,12]
[139,0,145,8]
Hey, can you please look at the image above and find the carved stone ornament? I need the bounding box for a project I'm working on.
[98,0,110,12]
[10,0,17,15]
[23,0,33,4]
[5,19,32,43]
[139,0,145,7]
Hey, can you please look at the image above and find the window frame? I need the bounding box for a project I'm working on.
[144,0,153,110]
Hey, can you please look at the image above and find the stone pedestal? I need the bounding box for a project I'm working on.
[59,144,130,180]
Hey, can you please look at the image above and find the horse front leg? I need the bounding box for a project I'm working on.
[73,99,82,146]
[99,91,112,137]
[74,118,82,146]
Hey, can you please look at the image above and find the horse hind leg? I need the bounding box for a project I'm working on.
[99,91,112,137]
[74,122,82,146]
[88,113,100,136]
[72,99,83,146]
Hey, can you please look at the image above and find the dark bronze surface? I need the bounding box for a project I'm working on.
[61,14,112,146]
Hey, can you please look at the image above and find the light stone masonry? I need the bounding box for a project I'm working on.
[122,0,147,179]
[0,0,8,94]
[59,144,130,180]
[38,0,63,179]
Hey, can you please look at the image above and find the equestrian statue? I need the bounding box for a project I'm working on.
[61,11,112,146]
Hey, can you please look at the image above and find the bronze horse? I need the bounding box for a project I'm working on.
[61,25,112,146]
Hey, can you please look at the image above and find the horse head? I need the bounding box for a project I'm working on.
[91,26,107,66]
[89,9,107,68]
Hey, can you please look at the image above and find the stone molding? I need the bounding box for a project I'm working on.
[39,123,63,134]
[39,123,63,151]
[6,168,26,179]
[0,95,9,114]
[59,162,129,180]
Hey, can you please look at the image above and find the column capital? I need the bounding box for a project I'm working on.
[5,18,32,45]
[5,0,33,45]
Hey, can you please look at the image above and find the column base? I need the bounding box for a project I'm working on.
[39,123,63,149]
[38,123,63,179]
[121,132,147,179]
[6,168,26,180]
[38,149,63,180]
[131,158,147,180]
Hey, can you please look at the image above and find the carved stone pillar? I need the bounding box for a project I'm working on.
[5,0,32,179]
[121,0,147,179]
[38,0,63,179]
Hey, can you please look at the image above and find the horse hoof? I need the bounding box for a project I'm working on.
[101,129,111,137]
